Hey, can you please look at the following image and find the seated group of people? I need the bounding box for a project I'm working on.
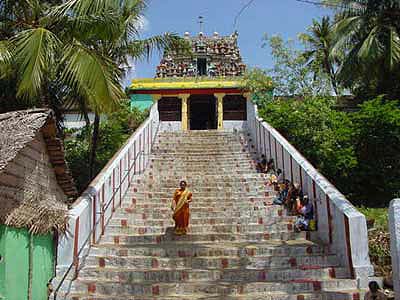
[257,156,315,231]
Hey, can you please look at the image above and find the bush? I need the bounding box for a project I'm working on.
[64,104,149,193]
[258,96,400,207]
[351,98,400,206]
[258,96,357,194]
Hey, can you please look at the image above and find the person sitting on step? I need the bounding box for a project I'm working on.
[285,182,303,215]
[171,180,193,235]
[364,281,387,300]
[265,158,275,175]
[294,195,314,231]
[273,179,290,205]
[256,155,267,173]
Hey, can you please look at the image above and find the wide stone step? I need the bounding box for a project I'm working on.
[78,267,339,283]
[126,191,272,199]
[100,231,307,245]
[149,158,255,164]
[123,203,273,212]
[104,222,294,235]
[60,290,365,300]
[124,205,274,213]
[84,253,339,270]
[140,173,269,180]
[124,196,273,207]
[109,216,295,227]
[89,240,326,258]
[66,278,358,297]
[129,186,269,194]
[114,207,286,219]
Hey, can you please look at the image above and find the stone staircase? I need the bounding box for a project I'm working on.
[62,130,364,300]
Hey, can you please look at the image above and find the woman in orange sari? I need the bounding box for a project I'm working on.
[171,180,193,235]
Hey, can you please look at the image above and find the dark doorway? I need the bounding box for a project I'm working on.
[197,58,207,76]
[189,95,217,130]
[158,97,181,121]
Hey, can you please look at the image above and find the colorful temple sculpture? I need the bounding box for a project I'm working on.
[129,31,266,131]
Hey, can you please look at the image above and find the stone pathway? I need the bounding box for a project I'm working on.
[62,131,364,299]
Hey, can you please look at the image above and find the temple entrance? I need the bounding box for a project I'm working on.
[189,95,217,130]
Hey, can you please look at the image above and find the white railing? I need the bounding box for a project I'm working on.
[247,103,373,286]
[53,103,159,298]
[389,199,400,300]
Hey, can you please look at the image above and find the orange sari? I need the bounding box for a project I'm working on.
[172,188,192,235]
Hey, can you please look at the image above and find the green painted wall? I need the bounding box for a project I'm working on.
[130,94,154,111]
[32,234,54,300]
[0,225,54,300]
[0,226,5,300]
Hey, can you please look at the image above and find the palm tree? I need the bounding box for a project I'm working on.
[300,16,340,95]
[329,0,400,98]
[0,0,182,180]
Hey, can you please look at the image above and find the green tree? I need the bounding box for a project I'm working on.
[300,16,341,95]
[258,97,357,192]
[65,102,148,192]
[241,68,274,106]
[262,35,332,96]
[351,98,400,205]
[0,0,181,179]
[329,0,400,99]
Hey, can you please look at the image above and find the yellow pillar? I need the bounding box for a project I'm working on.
[215,93,225,130]
[180,94,190,131]
[151,94,162,102]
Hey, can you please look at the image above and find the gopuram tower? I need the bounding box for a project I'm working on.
[129,31,271,131]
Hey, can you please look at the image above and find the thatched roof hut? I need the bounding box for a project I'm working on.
[0,109,77,234]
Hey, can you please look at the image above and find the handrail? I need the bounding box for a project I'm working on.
[53,149,145,300]
[247,103,373,284]
[53,110,160,299]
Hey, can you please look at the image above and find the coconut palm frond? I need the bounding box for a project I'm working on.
[12,28,60,99]
[61,41,124,113]
[127,33,184,61]
[357,25,381,61]
[386,26,400,70]
[0,41,12,78]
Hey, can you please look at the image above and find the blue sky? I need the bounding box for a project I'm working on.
[128,0,331,84]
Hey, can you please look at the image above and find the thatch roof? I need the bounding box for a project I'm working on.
[0,109,77,234]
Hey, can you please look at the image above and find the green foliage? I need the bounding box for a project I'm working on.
[299,16,341,96]
[241,68,274,106]
[257,96,400,206]
[357,206,388,230]
[327,0,400,99]
[0,0,182,116]
[258,97,357,192]
[64,104,148,192]
[351,98,400,205]
[262,34,333,96]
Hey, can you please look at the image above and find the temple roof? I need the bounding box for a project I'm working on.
[0,109,77,197]
[156,31,246,78]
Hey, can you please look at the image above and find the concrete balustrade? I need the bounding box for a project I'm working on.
[247,103,374,287]
[53,103,160,296]
[389,199,400,300]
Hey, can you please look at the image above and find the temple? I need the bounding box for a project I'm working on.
[129,31,267,131]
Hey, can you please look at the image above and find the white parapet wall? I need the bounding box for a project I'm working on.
[389,199,400,300]
[246,103,374,287]
[159,121,182,132]
[223,120,247,132]
[52,103,160,298]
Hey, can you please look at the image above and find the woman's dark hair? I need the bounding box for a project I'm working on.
[368,281,380,292]
[180,180,187,185]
